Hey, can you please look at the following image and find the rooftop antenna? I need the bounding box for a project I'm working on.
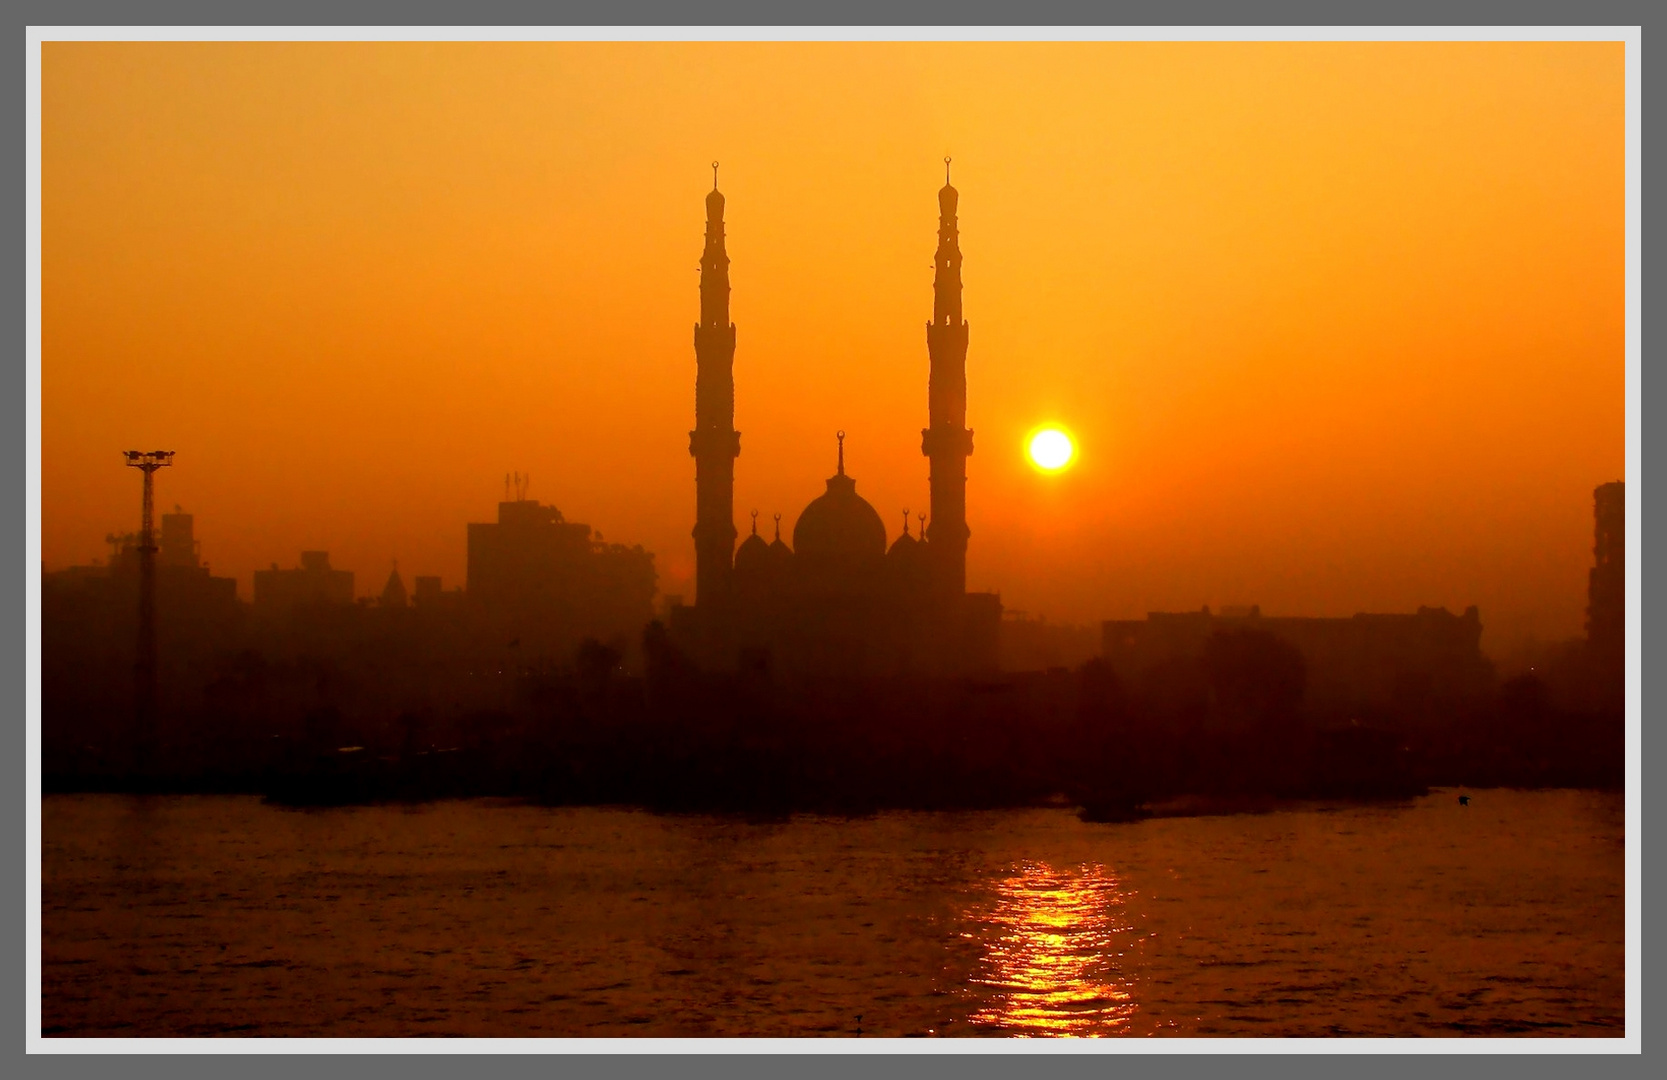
[712,161,720,190]
[123,449,174,772]
[504,473,511,501]
[836,430,846,476]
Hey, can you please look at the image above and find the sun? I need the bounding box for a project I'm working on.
[1027,426,1076,472]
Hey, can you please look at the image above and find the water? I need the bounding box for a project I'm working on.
[41,789,1624,1038]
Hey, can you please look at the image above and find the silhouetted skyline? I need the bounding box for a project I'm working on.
[41,42,1624,656]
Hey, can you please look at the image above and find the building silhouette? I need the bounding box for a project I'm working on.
[42,508,242,758]
[158,507,201,569]
[412,575,465,611]
[1101,604,1494,718]
[465,494,656,655]
[674,164,1001,675]
[379,564,408,609]
[253,551,355,613]
[66,509,239,624]
[1586,481,1624,658]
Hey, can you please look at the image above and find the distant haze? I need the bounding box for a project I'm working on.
[41,42,1624,654]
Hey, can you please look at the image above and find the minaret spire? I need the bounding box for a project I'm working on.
[691,164,740,611]
[922,161,973,598]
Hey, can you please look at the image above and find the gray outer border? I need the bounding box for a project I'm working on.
[13,1,1653,1077]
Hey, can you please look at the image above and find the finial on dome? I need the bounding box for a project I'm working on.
[750,508,758,536]
[712,161,719,191]
[773,512,782,541]
[837,430,846,476]
[917,511,926,539]
[945,156,951,185]
[901,509,910,538]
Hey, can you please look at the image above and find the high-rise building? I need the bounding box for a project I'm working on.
[159,507,200,569]
[1587,481,1625,657]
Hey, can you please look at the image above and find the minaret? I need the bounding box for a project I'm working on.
[922,158,972,599]
[691,162,740,610]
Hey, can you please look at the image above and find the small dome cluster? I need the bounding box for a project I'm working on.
[735,433,926,602]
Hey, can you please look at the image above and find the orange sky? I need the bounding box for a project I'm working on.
[41,41,1625,652]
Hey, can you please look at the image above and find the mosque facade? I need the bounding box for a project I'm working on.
[671,164,1002,676]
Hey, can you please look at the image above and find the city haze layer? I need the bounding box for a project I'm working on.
[42,41,1623,653]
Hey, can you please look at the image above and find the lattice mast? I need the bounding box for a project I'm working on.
[124,450,174,762]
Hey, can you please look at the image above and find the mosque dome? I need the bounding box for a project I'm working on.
[891,507,923,556]
[768,513,794,564]
[886,512,929,598]
[734,532,769,575]
[792,434,887,562]
[734,510,770,576]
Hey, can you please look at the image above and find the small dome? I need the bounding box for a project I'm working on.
[734,532,769,575]
[766,512,793,564]
[888,531,919,558]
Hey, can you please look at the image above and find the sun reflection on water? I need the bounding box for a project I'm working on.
[965,861,1138,1037]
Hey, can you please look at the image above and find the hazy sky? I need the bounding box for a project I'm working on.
[41,41,1624,651]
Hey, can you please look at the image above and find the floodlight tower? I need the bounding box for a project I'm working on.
[124,450,174,763]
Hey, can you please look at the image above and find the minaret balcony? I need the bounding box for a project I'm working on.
[920,426,974,457]
[689,429,742,458]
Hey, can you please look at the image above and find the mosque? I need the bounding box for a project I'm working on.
[669,162,1002,676]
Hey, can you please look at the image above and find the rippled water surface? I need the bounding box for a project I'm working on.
[42,790,1624,1037]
